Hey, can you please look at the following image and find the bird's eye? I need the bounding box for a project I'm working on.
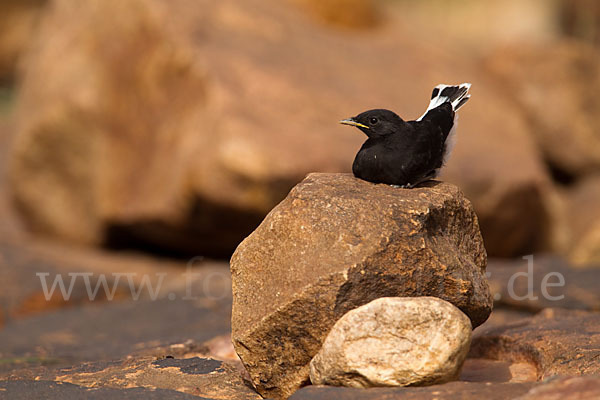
[370,117,378,125]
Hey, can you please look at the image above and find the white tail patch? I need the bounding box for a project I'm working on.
[443,113,459,165]
[417,82,471,121]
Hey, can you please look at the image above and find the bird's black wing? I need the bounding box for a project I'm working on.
[402,103,453,180]
[419,102,454,141]
[390,119,440,184]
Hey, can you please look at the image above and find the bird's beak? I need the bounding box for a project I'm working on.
[339,118,369,129]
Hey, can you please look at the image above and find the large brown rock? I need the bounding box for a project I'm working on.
[309,297,472,388]
[10,0,553,257]
[231,173,492,399]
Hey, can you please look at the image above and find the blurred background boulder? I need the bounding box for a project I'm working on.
[290,0,380,29]
[0,0,48,85]
[486,41,600,179]
[566,174,600,265]
[0,0,598,262]
[560,0,600,46]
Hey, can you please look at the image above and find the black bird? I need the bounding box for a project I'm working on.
[340,83,471,188]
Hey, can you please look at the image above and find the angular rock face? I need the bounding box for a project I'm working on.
[230,173,492,399]
[309,297,472,388]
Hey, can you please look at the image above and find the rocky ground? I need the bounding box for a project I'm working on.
[1,0,600,399]
[2,175,600,399]
[2,234,600,399]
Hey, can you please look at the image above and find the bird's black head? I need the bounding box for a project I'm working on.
[340,109,404,138]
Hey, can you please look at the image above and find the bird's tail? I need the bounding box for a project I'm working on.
[417,83,471,121]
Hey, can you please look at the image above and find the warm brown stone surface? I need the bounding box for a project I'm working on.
[460,358,537,383]
[0,239,130,319]
[0,357,259,399]
[471,308,600,379]
[0,237,231,322]
[0,242,233,376]
[288,381,536,400]
[9,0,552,258]
[0,0,47,83]
[561,0,600,46]
[310,297,472,388]
[468,310,542,383]
[516,376,600,400]
[290,0,380,29]
[289,376,600,400]
[132,333,249,383]
[473,309,534,332]
[0,117,24,240]
[0,297,232,374]
[0,380,202,400]
[231,173,491,399]
[486,41,600,178]
[566,175,600,266]
[44,357,260,400]
[439,92,557,258]
[487,256,600,312]
[0,240,246,397]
